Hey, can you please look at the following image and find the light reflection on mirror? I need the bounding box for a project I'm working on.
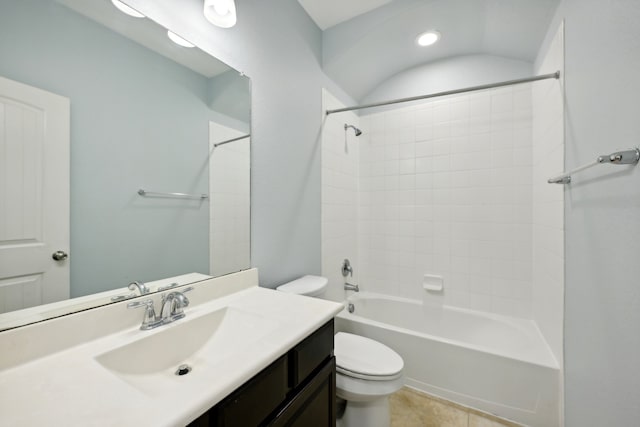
[0,0,251,330]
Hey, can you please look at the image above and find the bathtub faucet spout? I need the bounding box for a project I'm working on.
[344,282,359,292]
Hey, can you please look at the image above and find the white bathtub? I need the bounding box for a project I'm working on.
[335,293,560,427]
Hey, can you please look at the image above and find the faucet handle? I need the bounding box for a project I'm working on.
[157,282,179,292]
[127,299,153,308]
[111,293,136,302]
[127,299,161,330]
[127,299,155,315]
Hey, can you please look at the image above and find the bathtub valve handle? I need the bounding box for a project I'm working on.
[342,259,353,277]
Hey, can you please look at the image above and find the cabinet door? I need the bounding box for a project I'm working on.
[289,320,334,388]
[216,355,289,426]
[267,357,336,427]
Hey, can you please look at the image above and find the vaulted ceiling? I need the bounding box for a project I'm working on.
[299,0,560,101]
[297,0,394,30]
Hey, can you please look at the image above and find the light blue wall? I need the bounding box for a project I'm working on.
[539,1,640,425]
[126,0,536,289]
[126,0,355,288]
[0,0,215,296]
[208,70,251,127]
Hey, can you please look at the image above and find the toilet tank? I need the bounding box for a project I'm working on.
[276,275,328,297]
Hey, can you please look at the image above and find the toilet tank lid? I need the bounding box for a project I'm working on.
[276,275,328,296]
[334,332,404,377]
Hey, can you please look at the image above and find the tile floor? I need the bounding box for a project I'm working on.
[390,387,522,427]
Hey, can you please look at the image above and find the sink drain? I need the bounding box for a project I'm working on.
[175,364,192,376]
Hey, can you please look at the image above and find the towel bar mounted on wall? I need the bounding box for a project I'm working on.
[213,133,250,148]
[547,148,640,184]
[137,189,209,200]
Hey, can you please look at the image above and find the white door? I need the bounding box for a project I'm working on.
[0,75,70,314]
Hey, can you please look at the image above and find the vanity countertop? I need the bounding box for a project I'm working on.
[0,270,343,426]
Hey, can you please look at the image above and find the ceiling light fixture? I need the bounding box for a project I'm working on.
[416,31,441,47]
[203,0,237,28]
[167,30,195,48]
[111,0,145,18]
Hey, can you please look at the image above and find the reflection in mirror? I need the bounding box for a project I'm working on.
[0,0,251,330]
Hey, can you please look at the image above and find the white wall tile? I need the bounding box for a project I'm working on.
[321,89,360,303]
[352,85,538,319]
[531,25,564,365]
[324,72,559,324]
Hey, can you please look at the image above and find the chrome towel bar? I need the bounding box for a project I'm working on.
[547,148,639,184]
[213,133,250,148]
[137,189,209,200]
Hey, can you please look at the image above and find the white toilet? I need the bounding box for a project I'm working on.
[277,275,405,427]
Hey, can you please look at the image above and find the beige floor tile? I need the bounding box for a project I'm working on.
[390,409,427,427]
[390,388,468,427]
[390,387,523,427]
[468,413,517,427]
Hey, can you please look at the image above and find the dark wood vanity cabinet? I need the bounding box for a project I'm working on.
[189,319,336,427]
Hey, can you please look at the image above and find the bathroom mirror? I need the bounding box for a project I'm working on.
[0,0,251,330]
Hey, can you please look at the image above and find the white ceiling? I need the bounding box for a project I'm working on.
[297,0,393,30]
[304,0,560,101]
[59,0,230,78]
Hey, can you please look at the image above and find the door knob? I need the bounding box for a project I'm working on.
[52,250,68,261]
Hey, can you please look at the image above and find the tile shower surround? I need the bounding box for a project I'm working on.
[321,89,360,303]
[532,24,565,363]
[357,86,535,318]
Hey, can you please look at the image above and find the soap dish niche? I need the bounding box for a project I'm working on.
[423,274,443,292]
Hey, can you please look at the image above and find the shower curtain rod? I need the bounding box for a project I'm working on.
[213,133,251,148]
[325,71,561,116]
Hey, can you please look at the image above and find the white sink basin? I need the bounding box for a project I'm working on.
[95,306,281,395]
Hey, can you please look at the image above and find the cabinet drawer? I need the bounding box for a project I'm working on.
[289,320,334,388]
[215,355,288,427]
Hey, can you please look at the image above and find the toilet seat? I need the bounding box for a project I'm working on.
[337,366,403,381]
[334,332,404,381]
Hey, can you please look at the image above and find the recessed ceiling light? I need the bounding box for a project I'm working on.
[111,0,145,18]
[416,31,441,47]
[167,31,195,48]
[203,0,237,28]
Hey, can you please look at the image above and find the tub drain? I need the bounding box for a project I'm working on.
[175,364,192,376]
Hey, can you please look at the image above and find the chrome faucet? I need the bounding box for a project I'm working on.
[160,290,190,322]
[128,281,149,296]
[344,282,359,292]
[127,287,193,330]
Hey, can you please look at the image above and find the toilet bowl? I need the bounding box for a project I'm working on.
[334,332,404,427]
[276,276,404,427]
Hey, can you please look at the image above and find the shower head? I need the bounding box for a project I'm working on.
[344,124,363,136]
